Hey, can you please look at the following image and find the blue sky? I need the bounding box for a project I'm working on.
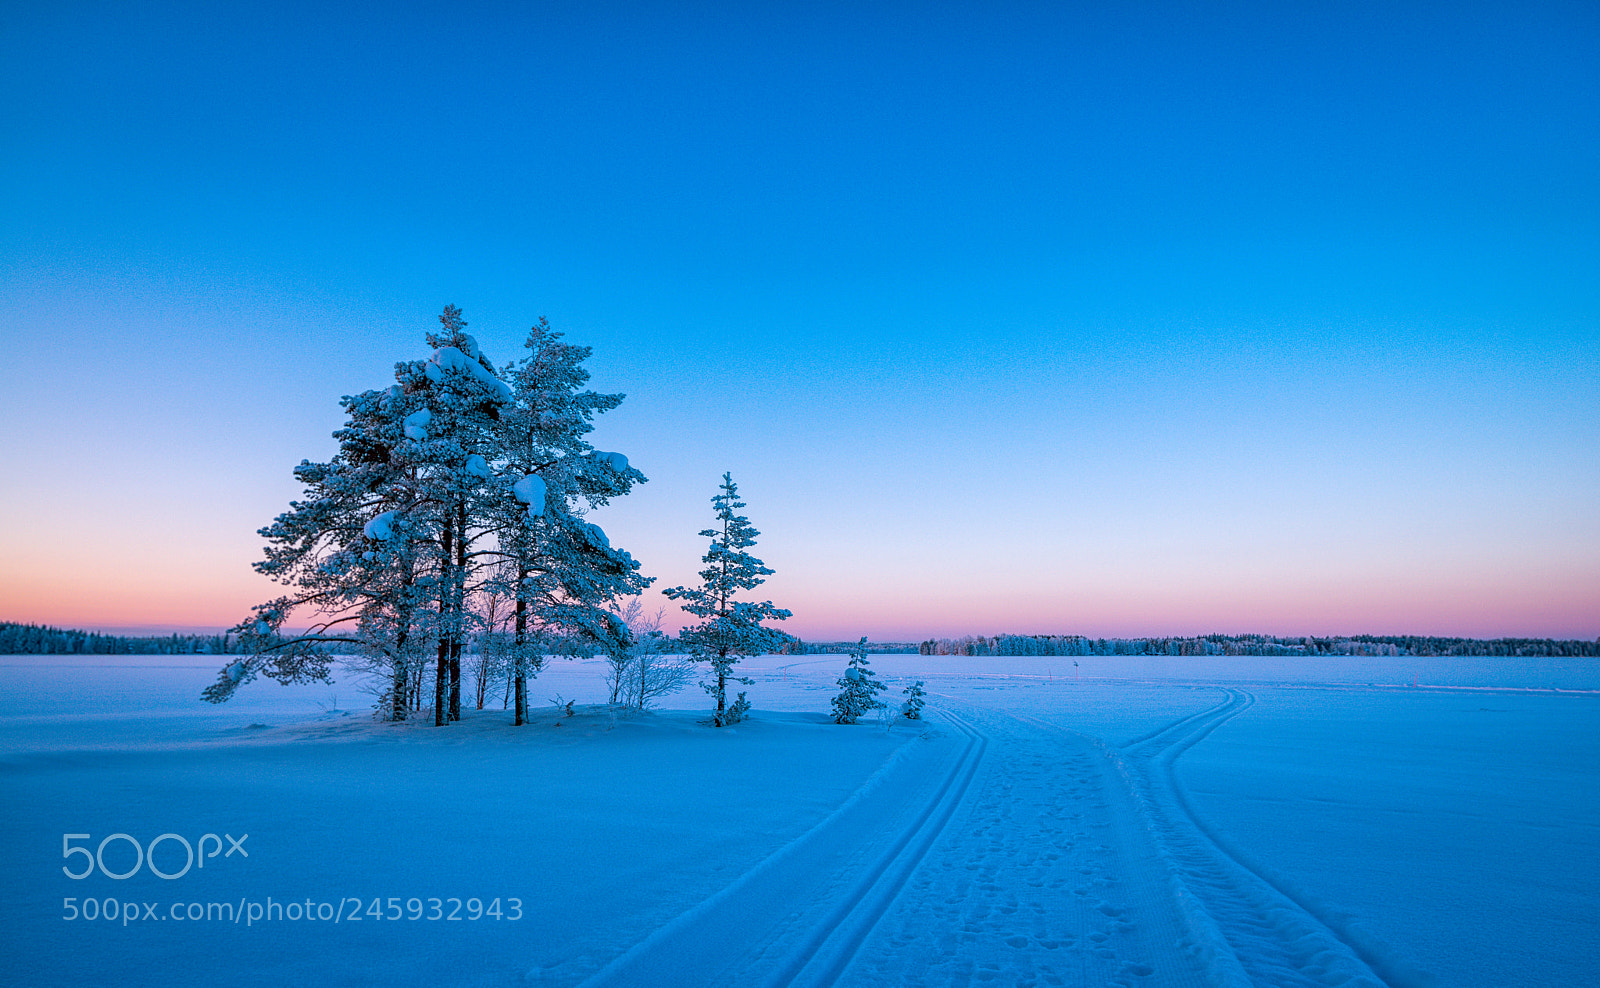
[2,1,1596,640]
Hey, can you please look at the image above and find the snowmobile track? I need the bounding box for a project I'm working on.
[1111,687,1406,988]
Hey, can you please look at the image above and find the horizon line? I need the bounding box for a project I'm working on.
[4,620,1596,645]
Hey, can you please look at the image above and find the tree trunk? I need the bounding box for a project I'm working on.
[513,585,528,726]
[434,639,448,727]
[449,645,462,721]
[716,647,728,714]
[390,626,409,722]
[435,508,457,725]
[609,656,624,705]
[449,500,466,721]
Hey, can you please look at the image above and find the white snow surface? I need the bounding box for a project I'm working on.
[1,652,1595,987]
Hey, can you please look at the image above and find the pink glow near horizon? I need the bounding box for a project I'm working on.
[10,560,1592,643]
[5,450,1595,641]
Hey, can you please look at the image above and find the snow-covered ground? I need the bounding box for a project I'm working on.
[1,653,1595,987]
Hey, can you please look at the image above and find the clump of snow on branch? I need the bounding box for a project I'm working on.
[513,474,547,518]
[425,345,514,404]
[403,409,432,440]
[363,511,399,540]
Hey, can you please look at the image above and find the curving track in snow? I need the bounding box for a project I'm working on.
[1106,688,1401,987]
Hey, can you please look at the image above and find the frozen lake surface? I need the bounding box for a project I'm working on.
[1,652,1595,986]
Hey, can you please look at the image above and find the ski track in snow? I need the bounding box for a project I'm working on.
[577,686,1421,988]
[571,710,986,988]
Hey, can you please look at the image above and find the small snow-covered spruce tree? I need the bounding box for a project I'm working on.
[664,473,795,726]
[901,680,926,720]
[831,638,888,724]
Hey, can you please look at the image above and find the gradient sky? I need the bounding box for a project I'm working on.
[2,1,1596,642]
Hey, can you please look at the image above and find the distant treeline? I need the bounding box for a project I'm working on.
[796,641,921,655]
[915,633,1600,658]
[0,622,243,656]
[5,621,1596,660]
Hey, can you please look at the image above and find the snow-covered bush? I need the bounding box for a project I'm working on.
[901,680,926,720]
[604,597,692,708]
[832,638,888,724]
[624,645,695,709]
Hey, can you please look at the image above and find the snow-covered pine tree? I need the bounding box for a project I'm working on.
[493,317,652,725]
[831,637,888,724]
[901,680,926,719]
[664,473,794,726]
[208,307,651,727]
